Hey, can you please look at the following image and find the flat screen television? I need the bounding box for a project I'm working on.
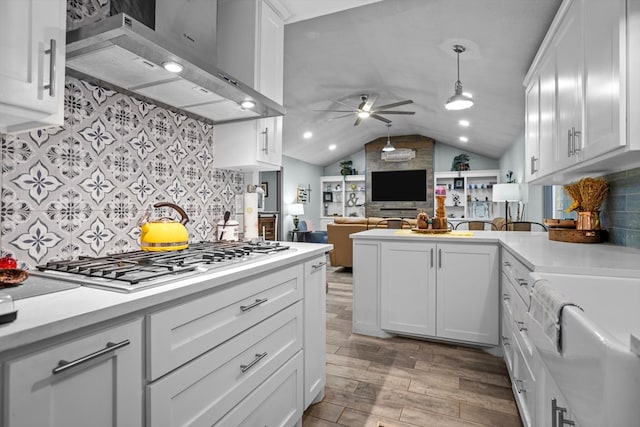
[371,169,427,202]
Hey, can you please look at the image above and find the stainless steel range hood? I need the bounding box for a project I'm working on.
[65,13,285,124]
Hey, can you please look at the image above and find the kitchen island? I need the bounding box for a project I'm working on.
[0,241,331,427]
[351,228,640,427]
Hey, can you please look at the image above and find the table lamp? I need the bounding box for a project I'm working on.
[288,203,304,231]
[492,183,522,225]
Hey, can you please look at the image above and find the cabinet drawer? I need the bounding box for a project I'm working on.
[501,306,515,374]
[513,338,536,427]
[501,249,532,305]
[147,265,302,380]
[215,351,303,427]
[147,301,303,427]
[5,319,143,427]
[504,275,534,363]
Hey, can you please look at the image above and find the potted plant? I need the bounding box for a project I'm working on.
[340,160,353,176]
[451,153,470,171]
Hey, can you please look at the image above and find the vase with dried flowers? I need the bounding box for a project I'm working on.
[564,177,609,230]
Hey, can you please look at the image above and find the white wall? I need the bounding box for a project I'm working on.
[434,144,499,171]
[282,156,324,239]
[323,149,366,176]
[498,130,544,223]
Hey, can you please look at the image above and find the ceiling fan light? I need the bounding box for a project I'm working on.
[358,111,370,119]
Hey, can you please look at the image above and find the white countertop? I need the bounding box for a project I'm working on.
[0,242,332,353]
[351,229,640,278]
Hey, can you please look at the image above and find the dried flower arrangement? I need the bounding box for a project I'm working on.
[564,177,609,213]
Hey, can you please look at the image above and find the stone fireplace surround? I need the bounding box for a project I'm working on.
[364,135,435,218]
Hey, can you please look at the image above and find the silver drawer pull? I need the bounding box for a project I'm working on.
[240,298,268,312]
[52,340,130,374]
[312,261,327,271]
[503,293,511,301]
[515,379,526,393]
[516,320,527,332]
[503,261,511,267]
[552,399,576,426]
[516,278,528,287]
[501,336,510,346]
[240,352,267,373]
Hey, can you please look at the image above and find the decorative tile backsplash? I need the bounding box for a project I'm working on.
[602,167,640,249]
[0,77,243,268]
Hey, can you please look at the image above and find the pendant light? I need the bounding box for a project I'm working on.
[382,123,395,152]
[445,45,474,111]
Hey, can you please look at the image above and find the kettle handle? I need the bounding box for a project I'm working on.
[154,202,189,225]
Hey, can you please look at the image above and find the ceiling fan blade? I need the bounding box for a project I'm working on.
[373,100,414,111]
[357,96,368,111]
[313,109,356,113]
[327,113,354,121]
[362,94,378,112]
[334,99,357,110]
[354,116,362,126]
[374,110,416,115]
[371,114,392,124]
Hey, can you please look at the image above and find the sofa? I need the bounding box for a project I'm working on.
[327,216,417,268]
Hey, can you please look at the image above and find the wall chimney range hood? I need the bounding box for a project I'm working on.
[65,13,285,124]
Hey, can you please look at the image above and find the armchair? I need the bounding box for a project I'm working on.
[297,220,328,243]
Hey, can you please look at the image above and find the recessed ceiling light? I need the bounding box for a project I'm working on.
[329,144,336,150]
[459,136,469,142]
[459,120,470,127]
[240,100,255,109]
[162,61,183,73]
[357,111,370,119]
[303,131,313,139]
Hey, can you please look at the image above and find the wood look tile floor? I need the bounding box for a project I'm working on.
[302,265,523,427]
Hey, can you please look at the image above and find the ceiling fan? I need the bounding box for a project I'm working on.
[315,94,415,126]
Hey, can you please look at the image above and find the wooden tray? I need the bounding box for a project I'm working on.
[411,228,451,234]
[548,228,603,243]
[544,218,577,228]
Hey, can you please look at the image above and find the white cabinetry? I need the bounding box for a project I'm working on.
[215,0,284,171]
[374,240,499,345]
[524,0,638,184]
[4,319,143,427]
[320,175,366,230]
[433,170,499,221]
[303,256,327,408]
[0,0,66,133]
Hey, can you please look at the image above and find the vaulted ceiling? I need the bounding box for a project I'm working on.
[277,0,560,166]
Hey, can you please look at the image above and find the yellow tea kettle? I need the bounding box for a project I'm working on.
[139,202,189,251]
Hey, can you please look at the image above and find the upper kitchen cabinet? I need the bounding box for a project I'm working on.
[523,0,640,184]
[215,0,285,170]
[0,0,66,133]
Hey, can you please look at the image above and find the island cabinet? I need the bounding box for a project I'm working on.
[4,319,144,427]
[0,0,66,133]
[355,239,499,346]
[303,256,327,408]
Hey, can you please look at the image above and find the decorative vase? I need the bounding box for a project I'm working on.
[577,211,599,230]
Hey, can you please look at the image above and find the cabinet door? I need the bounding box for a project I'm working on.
[582,0,624,160]
[525,77,541,182]
[553,0,583,170]
[257,0,284,104]
[0,0,65,133]
[304,256,327,408]
[380,242,437,336]
[436,243,498,345]
[256,116,282,166]
[5,319,143,427]
[538,53,556,179]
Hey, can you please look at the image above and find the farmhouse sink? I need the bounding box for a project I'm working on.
[528,272,640,427]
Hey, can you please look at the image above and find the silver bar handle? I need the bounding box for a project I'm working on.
[261,128,269,153]
[568,129,572,156]
[53,339,130,374]
[530,156,538,174]
[240,352,267,373]
[552,399,576,426]
[430,248,433,268]
[503,261,511,268]
[503,293,511,301]
[312,261,326,271]
[438,248,442,268]
[515,379,526,393]
[240,298,268,312]
[501,336,510,346]
[516,278,528,287]
[573,129,581,154]
[516,320,527,332]
[44,38,56,97]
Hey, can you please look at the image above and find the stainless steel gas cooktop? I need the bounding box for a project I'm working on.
[31,241,291,293]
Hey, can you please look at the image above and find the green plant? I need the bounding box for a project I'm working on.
[451,153,470,171]
[340,160,353,176]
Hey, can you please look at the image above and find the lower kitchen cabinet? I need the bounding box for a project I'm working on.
[303,256,327,408]
[4,319,143,427]
[379,241,499,345]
